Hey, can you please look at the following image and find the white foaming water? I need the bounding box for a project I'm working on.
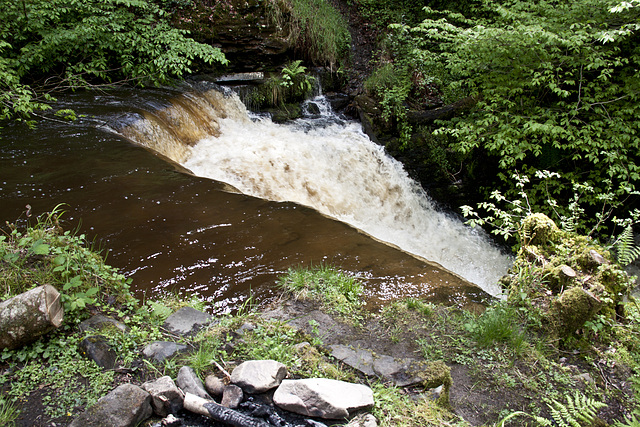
[183,95,512,295]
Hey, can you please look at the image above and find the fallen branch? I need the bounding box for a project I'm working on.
[183,392,271,427]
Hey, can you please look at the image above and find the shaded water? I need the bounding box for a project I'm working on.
[0,82,509,312]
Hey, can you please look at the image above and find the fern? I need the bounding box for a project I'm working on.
[497,391,605,427]
[614,225,640,266]
[615,410,640,427]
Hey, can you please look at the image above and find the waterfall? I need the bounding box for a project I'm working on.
[119,86,512,296]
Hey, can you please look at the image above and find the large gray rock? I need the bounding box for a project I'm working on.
[273,378,374,419]
[163,307,213,336]
[230,360,288,394]
[143,341,188,363]
[177,366,212,400]
[70,383,152,427]
[142,376,184,417]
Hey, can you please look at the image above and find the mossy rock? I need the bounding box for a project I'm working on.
[520,213,560,247]
[409,360,452,408]
[551,286,603,337]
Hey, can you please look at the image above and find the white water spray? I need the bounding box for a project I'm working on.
[182,94,512,295]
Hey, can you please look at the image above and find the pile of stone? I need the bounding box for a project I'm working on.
[71,307,378,427]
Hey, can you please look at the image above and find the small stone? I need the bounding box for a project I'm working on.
[79,314,129,334]
[560,265,577,279]
[346,414,378,427]
[163,307,213,336]
[590,250,606,265]
[79,335,117,369]
[177,366,212,400]
[231,360,288,394]
[161,413,182,427]
[142,376,184,416]
[143,341,188,364]
[204,375,225,398]
[221,385,243,409]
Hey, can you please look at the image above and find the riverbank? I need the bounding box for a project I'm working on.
[1,214,638,426]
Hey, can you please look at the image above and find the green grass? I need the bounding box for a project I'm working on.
[277,264,364,316]
[269,0,351,69]
[0,398,19,426]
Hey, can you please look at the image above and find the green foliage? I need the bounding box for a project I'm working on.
[498,391,606,426]
[3,335,115,420]
[0,205,134,316]
[0,397,19,427]
[277,264,364,316]
[377,0,640,226]
[611,225,640,266]
[465,303,527,352]
[283,0,351,70]
[0,0,227,123]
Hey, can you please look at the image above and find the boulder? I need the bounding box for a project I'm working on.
[177,366,212,400]
[142,376,184,417]
[230,360,288,393]
[69,383,152,427]
[163,307,213,336]
[142,341,188,363]
[273,378,374,419]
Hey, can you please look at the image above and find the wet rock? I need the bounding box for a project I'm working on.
[204,375,225,398]
[142,376,184,417]
[79,335,117,369]
[221,384,244,409]
[231,360,288,394]
[143,341,188,363]
[273,378,374,419]
[70,383,152,427]
[163,307,213,336]
[177,366,212,400]
[79,314,128,334]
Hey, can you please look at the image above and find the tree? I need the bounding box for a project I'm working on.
[382,0,640,232]
[0,0,228,124]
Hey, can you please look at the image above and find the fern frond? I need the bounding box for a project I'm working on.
[615,225,640,266]
[546,392,606,427]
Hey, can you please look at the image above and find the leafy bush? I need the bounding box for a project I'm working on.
[0,0,227,123]
[373,0,640,228]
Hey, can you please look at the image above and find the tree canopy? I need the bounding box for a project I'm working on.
[0,0,228,124]
[372,0,640,234]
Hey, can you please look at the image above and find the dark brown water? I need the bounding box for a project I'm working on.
[0,86,495,313]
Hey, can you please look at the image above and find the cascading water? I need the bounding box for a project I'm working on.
[119,85,512,297]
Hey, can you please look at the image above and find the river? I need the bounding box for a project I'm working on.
[0,81,511,312]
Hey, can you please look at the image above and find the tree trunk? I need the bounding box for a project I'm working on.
[0,284,64,350]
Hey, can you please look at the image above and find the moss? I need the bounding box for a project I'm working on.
[520,213,560,247]
[410,360,452,408]
[551,286,603,337]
